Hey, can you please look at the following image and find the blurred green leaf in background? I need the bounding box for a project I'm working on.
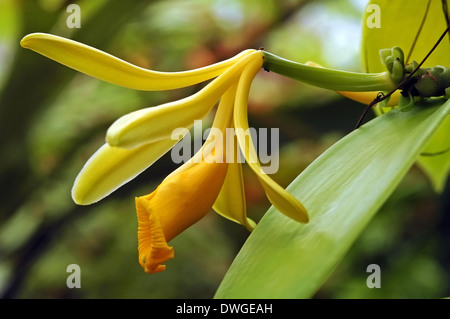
[0,0,448,299]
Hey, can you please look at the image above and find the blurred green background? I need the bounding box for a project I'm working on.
[0,0,448,299]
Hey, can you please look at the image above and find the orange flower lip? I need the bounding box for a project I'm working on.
[136,159,228,274]
[136,194,174,274]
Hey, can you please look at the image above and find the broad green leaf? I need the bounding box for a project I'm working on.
[215,99,450,298]
[363,0,450,190]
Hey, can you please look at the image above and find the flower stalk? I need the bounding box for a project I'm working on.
[262,51,398,92]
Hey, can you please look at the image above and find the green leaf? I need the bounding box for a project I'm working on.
[363,0,450,190]
[215,98,450,298]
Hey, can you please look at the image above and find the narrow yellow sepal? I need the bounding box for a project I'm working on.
[106,51,262,149]
[72,139,179,205]
[20,32,255,91]
[235,55,309,224]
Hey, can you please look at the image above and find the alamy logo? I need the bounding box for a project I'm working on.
[366,4,381,29]
[66,264,81,288]
[66,4,81,29]
[366,264,381,288]
[171,120,280,174]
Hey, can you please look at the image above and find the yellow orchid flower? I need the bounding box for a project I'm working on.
[21,33,309,273]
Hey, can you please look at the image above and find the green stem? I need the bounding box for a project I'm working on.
[262,51,396,92]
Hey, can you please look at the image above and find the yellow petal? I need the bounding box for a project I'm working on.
[234,53,309,224]
[136,156,228,273]
[72,139,178,205]
[20,32,255,91]
[106,51,262,149]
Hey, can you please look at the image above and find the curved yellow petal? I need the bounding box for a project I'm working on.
[106,51,262,149]
[20,33,255,91]
[136,151,228,273]
[72,138,178,205]
[234,54,309,224]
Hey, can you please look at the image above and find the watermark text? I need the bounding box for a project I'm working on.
[171,120,280,174]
